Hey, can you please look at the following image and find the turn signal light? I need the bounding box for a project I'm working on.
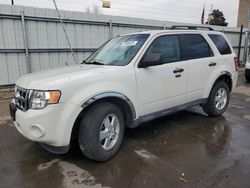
[48,91,61,104]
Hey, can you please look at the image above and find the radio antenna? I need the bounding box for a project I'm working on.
[52,0,77,64]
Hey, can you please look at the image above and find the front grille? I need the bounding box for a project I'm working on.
[15,86,29,111]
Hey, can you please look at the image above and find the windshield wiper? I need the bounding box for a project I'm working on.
[84,61,105,65]
[81,60,87,64]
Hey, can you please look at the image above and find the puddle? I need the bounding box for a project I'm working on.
[135,149,157,160]
[0,115,13,125]
[243,115,250,121]
[38,159,106,188]
[245,98,250,102]
[234,86,250,96]
[229,104,245,109]
[38,159,61,170]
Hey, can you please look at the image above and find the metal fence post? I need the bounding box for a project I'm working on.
[163,24,166,30]
[248,10,250,26]
[109,20,113,39]
[243,31,249,65]
[238,25,243,64]
[21,11,31,73]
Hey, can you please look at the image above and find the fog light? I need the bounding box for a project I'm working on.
[30,124,45,138]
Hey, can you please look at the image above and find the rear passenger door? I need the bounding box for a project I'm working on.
[208,34,235,72]
[179,34,216,102]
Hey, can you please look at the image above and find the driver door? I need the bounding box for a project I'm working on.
[136,35,187,116]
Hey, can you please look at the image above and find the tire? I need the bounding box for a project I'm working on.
[78,102,124,161]
[245,69,250,82]
[203,81,230,117]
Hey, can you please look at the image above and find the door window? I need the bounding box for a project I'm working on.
[143,35,181,64]
[180,34,214,60]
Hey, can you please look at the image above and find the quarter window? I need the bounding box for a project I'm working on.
[208,34,232,55]
[144,35,181,64]
[180,34,213,60]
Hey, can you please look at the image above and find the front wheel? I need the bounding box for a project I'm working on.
[78,102,124,161]
[203,81,230,117]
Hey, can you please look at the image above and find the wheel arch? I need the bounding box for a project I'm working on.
[70,92,137,141]
[203,71,233,99]
[214,71,233,92]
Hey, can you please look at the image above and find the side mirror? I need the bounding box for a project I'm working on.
[138,53,162,68]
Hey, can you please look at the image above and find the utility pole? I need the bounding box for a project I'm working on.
[11,0,14,5]
[208,4,213,25]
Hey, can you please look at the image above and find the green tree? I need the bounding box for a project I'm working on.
[206,9,228,26]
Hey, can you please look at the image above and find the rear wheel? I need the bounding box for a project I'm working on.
[245,69,250,82]
[203,81,230,117]
[78,102,124,161]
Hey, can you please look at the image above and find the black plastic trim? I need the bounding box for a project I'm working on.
[81,92,136,120]
[170,25,214,31]
[133,99,207,127]
[40,143,70,154]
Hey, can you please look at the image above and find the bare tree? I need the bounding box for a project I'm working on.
[85,6,91,14]
[84,4,102,14]
[93,5,99,14]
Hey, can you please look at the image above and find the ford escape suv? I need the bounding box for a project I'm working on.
[10,26,238,161]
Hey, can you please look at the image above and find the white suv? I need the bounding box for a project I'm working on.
[10,26,238,161]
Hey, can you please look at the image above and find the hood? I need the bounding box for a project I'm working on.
[16,64,119,90]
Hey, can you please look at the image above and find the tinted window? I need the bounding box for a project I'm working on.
[180,34,213,60]
[144,35,181,64]
[208,34,232,55]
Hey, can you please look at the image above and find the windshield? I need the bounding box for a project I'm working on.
[83,34,149,66]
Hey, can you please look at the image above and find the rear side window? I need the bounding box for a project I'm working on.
[180,34,213,60]
[208,34,232,55]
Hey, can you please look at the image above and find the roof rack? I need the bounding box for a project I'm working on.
[169,25,214,31]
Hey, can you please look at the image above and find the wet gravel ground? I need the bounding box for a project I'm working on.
[0,70,250,188]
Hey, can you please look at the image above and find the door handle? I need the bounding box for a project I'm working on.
[209,62,217,66]
[173,68,184,73]
[175,74,181,78]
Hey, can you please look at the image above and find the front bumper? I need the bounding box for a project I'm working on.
[10,100,82,147]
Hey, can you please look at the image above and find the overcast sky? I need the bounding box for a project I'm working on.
[0,0,240,26]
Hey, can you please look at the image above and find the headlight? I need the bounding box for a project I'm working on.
[29,90,61,109]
